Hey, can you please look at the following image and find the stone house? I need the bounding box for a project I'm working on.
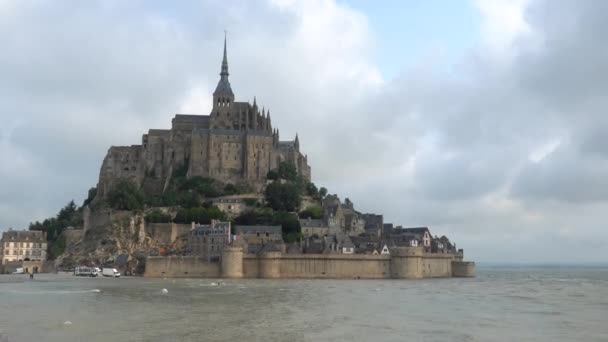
[186,221,231,262]
[211,197,247,218]
[322,195,366,236]
[233,225,283,246]
[362,213,383,238]
[1,230,47,265]
[395,227,432,252]
[299,218,329,237]
[325,234,354,254]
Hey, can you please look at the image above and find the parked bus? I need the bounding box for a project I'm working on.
[73,266,99,277]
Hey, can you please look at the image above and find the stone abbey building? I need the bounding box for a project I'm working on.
[97,37,311,196]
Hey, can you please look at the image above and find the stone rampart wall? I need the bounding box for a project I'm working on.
[243,256,260,278]
[452,261,476,277]
[145,256,220,278]
[421,254,453,278]
[276,254,390,279]
[145,251,475,279]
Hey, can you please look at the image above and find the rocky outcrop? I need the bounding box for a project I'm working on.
[59,208,168,275]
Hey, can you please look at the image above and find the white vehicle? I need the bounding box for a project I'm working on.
[12,268,24,274]
[74,266,99,277]
[102,268,121,278]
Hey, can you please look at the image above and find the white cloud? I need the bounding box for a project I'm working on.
[1,0,607,263]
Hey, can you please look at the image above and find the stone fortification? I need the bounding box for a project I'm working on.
[145,246,476,279]
[96,36,310,199]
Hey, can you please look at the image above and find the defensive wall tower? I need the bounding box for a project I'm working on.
[258,251,282,278]
[221,247,244,278]
[451,261,476,277]
[390,246,424,279]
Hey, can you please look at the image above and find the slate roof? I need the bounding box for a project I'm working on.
[335,234,354,248]
[234,225,282,235]
[1,230,46,243]
[299,219,325,228]
[398,227,431,235]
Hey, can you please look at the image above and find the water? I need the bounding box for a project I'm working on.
[1,266,607,342]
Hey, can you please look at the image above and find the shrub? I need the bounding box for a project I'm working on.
[145,209,172,223]
[173,206,227,224]
[266,169,279,180]
[243,198,258,206]
[299,205,322,219]
[107,180,144,211]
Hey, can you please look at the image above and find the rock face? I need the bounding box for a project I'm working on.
[61,208,167,274]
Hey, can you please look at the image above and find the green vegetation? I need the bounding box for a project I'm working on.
[29,200,83,259]
[107,179,145,211]
[144,209,172,223]
[234,209,302,242]
[173,206,226,224]
[266,169,279,180]
[319,187,328,198]
[299,205,322,219]
[278,162,298,181]
[265,181,302,212]
[242,198,257,206]
[82,187,97,207]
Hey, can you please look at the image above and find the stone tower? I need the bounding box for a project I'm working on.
[211,33,235,130]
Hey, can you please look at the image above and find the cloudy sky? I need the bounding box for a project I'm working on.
[1,0,606,263]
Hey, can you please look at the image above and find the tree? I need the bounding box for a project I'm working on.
[173,206,227,224]
[57,200,77,222]
[29,200,84,260]
[224,183,237,195]
[272,211,301,241]
[82,187,97,207]
[319,187,328,198]
[306,182,319,197]
[107,180,144,211]
[278,162,298,181]
[145,209,172,223]
[266,169,279,180]
[265,181,301,212]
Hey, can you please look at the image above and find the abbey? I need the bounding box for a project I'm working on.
[97,37,311,197]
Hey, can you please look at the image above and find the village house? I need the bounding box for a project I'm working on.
[186,221,231,262]
[233,225,283,254]
[211,197,247,218]
[362,213,383,238]
[299,217,329,237]
[394,227,432,252]
[1,230,47,265]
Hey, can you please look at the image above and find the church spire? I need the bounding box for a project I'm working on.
[221,31,229,77]
[213,31,234,98]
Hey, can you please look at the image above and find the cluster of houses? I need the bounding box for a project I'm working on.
[183,195,461,260]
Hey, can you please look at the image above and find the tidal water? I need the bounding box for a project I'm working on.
[0,266,607,342]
